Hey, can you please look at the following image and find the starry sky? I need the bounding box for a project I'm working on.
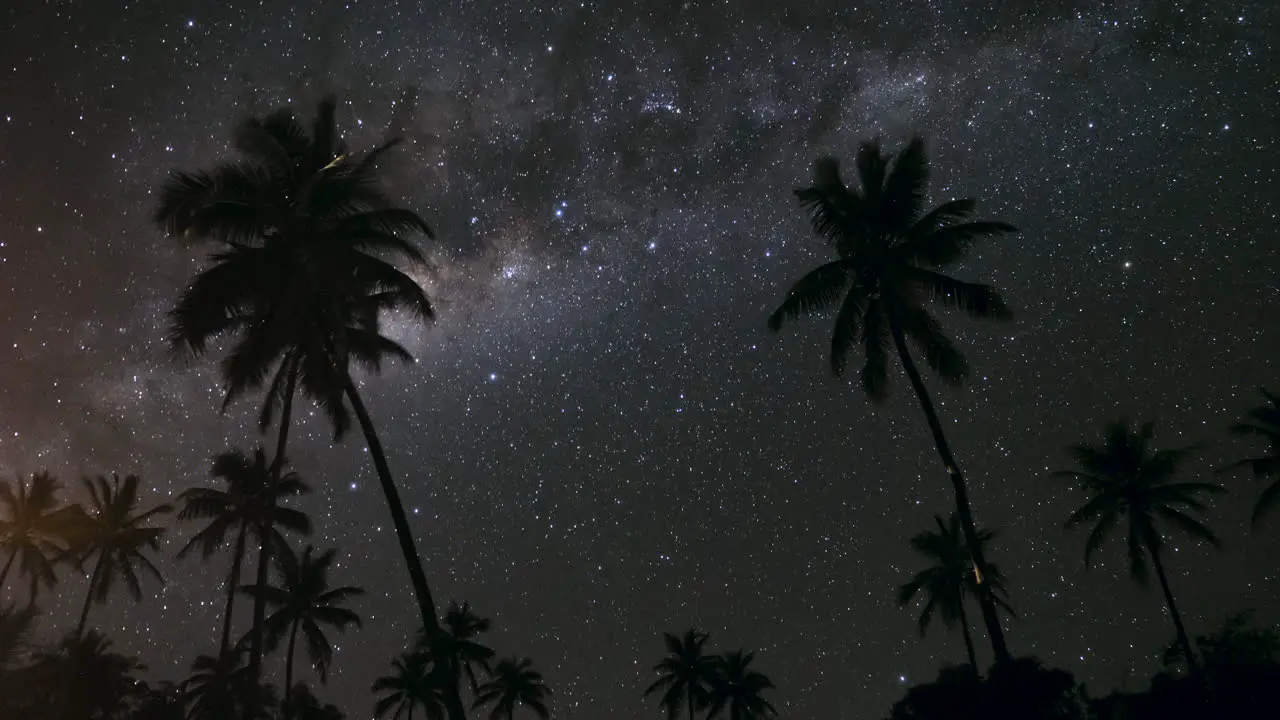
[1,0,1278,717]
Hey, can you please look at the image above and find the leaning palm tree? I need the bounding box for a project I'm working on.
[473,657,551,720]
[898,514,1015,670]
[643,629,717,720]
[768,138,1017,663]
[705,651,776,720]
[1219,388,1280,527]
[0,472,86,604]
[155,96,450,719]
[241,543,363,719]
[374,650,448,720]
[73,473,172,638]
[177,447,312,659]
[1054,420,1225,672]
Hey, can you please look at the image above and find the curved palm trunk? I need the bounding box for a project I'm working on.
[75,554,106,639]
[343,378,466,720]
[887,316,1012,667]
[1147,538,1198,674]
[246,354,301,720]
[283,619,301,720]
[955,597,979,671]
[220,521,250,659]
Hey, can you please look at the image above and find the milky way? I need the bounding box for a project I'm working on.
[1,1,1278,717]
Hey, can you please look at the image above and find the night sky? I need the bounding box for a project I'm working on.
[1,0,1278,717]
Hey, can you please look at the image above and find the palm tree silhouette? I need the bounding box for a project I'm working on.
[155,96,448,717]
[241,543,363,720]
[0,603,37,672]
[898,514,1015,670]
[73,473,172,638]
[288,683,347,720]
[27,630,148,719]
[184,651,266,720]
[1219,388,1280,527]
[438,600,496,697]
[177,447,313,659]
[768,138,1017,663]
[374,651,448,720]
[705,651,776,720]
[644,629,717,720]
[1054,420,1224,672]
[0,472,86,605]
[473,657,551,720]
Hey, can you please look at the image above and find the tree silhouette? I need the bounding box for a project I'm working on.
[769,138,1017,663]
[643,629,717,720]
[473,657,551,720]
[438,600,496,697]
[899,514,1015,670]
[1055,420,1224,673]
[705,651,776,720]
[0,472,86,605]
[241,543,363,720]
[24,630,148,719]
[1219,388,1280,527]
[288,683,348,720]
[184,650,271,720]
[0,603,37,673]
[131,681,187,720]
[73,473,172,638]
[155,95,448,719]
[177,447,312,659]
[374,651,448,720]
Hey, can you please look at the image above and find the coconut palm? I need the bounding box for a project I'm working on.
[898,514,1015,670]
[177,447,313,659]
[1219,388,1280,527]
[438,600,496,697]
[643,629,717,720]
[1054,420,1225,672]
[705,651,776,720]
[768,138,1017,663]
[155,96,450,718]
[0,472,86,604]
[473,657,551,720]
[374,651,448,720]
[184,651,271,720]
[73,473,172,638]
[241,543,363,719]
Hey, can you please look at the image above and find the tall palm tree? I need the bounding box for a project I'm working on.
[374,651,448,720]
[73,473,172,638]
[643,629,717,720]
[1219,388,1280,527]
[768,138,1017,663]
[241,543,363,719]
[177,447,312,659]
[473,657,551,720]
[1054,420,1224,672]
[155,96,451,719]
[705,651,776,720]
[898,514,1015,670]
[0,472,86,604]
[432,600,496,698]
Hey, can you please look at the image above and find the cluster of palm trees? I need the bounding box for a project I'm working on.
[643,630,776,720]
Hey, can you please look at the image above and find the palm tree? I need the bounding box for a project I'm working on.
[898,514,1015,670]
[184,651,268,720]
[1054,420,1225,672]
[1219,388,1280,527]
[177,447,312,659]
[155,96,450,718]
[0,603,37,672]
[768,138,1017,663]
[438,600,496,697]
[0,472,86,604]
[374,651,448,720]
[241,543,363,719]
[473,657,551,720]
[705,651,776,720]
[644,629,717,720]
[288,683,347,720]
[73,473,172,638]
[25,630,148,719]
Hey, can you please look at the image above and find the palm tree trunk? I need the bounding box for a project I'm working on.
[75,554,106,639]
[284,619,301,720]
[246,353,301,720]
[220,521,249,659]
[956,597,979,671]
[887,315,1012,666]
[0,553,15,590]
[1147,537,1198,674]
[343,378,466,720]
[687,692,695,720]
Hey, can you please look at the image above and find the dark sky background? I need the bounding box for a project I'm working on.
[1,0,1278,717]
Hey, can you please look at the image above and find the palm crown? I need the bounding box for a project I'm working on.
[474,656,551,720]
[769,137,1015,398]
[437,600,496,695]
[705,651,776,720]
[0,472,86,602]
[644,629,717,720]
[899,514,1014,635]
[1220,388,1280,526]
[373,651,447,720]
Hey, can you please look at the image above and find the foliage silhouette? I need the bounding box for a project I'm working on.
[437,600,496,697]
[0,472,87,605]
[705,650,776,720]
[177,447,313,659]
[1219,387,1280,527]
[1054,420,1224,673]
[0,602,37,672]
[21,630,148,719]
[373,651,448,720]
[184,650,276,720]
[643,629,717,720]
[899,514,1014,670]
[473,657,551,720]
[72,473,172,639]
[287,682,348,720]
[886,658,1082,720]
[770,137,1017,663]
